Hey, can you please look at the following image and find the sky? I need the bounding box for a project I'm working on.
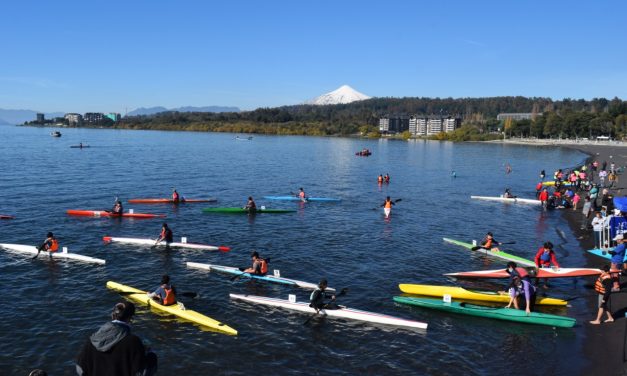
[1,0,625,113]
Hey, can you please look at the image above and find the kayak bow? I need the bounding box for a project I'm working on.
[398,284,567,305]
[103,237,230,252]
[443,237,535,267]
[67,210,166,219]
[0,243,105,264]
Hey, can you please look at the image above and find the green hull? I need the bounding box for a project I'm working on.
[442,237,535,267]
[202,207,296,214]
[393,296,575,328]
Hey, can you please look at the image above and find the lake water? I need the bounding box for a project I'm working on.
[0,126,594,375]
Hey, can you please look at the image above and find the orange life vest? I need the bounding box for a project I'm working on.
[595,272,611,295]
[483,238,493,248]
[378,176,383,183]
[299,191,305,199]
[384,200,392,209]
[172,192,180,201]
[259,258,268,274]
[162,285,176,306]
[48,238,59,252]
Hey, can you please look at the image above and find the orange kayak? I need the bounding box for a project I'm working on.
[128,198,217,204]
[67,210,165,219]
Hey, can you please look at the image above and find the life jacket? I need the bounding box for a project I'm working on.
[48,238,59,252]
[259,258,268,274]
[378,176,383,183]
[384,200,392,209]
[540,251,551,263]
[535,183,542,191]
[172,192,180,201]
[483,238,493,249]
[299,191,305,199]
[595,272,611,295]
[161,284,176,306]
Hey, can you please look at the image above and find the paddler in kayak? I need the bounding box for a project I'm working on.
[384,174,390,183]
[503,188,515,198]
[240,251,268,276]
[244,196,257,213]
[298,187,307,202]
[172,189,181,203]
[478,232,501,252]
[111,200,123,215]
[34,232,59,259]
[378,175,383,184]
[147,274,177,306]
[155,223,173,245]
[381,196,395,219]
[309,279,337,311]
[534,242,560,289]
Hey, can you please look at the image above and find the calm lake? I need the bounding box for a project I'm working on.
[0,125,594,375]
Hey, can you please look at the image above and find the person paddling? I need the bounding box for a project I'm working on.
[34,232,59,259]
[479,232,501,252]
[240,251,268,276]
[381,196,395,218]
[147,275,177,306]
[378,175,383,184]
[111,200,123,215]
[309,279,337,312]
[384,174,390,184]
[503,188,515,198]
[244,196,257,213]
[155,223,173,245]
[172,189,180,203]
[297,187,307,202]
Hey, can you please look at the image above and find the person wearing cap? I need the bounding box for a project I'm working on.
[309,279,337,311]
[147,275,177,306]
[240,251,268,276]
[590,264,614,324]
[479,232,501,252]
[608,233,626,291]
[76,301,157,376]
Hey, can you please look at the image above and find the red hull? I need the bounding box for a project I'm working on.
[66,210,165,219]
[0,215,14,220]
[445,267,603,279]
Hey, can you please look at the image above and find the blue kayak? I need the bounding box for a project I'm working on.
[263,196,341,202]
[588,248,627,262]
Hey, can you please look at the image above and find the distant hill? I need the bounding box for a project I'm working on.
[0,109,65,125]
[128,105,240,116]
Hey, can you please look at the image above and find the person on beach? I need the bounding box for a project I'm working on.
[240,250,268,276]
[506,275,536,315]
[534,242,560,289]
[582,196,592,219]
[244,196,257,212]
[155,223,173,244]
[147,275,177,306]
[599,170,607,187]
[591,212,605,248]
[608,171,617,188]
[309,279,337,311]
[589,185,599,211]
[602,160,607,171]
[608,234,626,291]
[479,232,501,252]
[590,265,614,325]
[76,301,158,376]
[381,196,395,218]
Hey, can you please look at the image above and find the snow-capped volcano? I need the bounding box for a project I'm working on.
[305,85,371,105]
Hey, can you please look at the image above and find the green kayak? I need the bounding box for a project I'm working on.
[393,296,575,328]
[202,207,296,214]
[442,237,535,267]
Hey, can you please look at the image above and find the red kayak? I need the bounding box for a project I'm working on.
[445,267,603,279]
[66,210,166,219]
[0,215,14,220]
[128,198,217,204]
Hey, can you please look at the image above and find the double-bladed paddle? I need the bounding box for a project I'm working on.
[470,241,516,251]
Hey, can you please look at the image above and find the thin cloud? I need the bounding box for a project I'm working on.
[461,39,486,47]
[0,76,70,89]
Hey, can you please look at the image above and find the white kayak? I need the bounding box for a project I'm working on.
[471,196,541,205]
[229,294,428,329]
[186,262,332,291]
[0,243,105,265]
[103,236,230,252]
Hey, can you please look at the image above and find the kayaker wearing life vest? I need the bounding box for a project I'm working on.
[147,275,177,306]
[309,279,337,312]
[298,188,307,202]
[111,200,123,215]
[245,196,257,212]
[480,232,500,252]
[384,174,390,183]
[241,251,268,276]
[381,196,394,218]
[156,223,173,244]
[35,232,59,258]
[590,265,614,324]
[378,175,383,184]
[172,189,180,203]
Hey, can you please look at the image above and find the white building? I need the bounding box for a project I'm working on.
[427,118,442,135]
[379,118,389,132]
[443,118,457,132]
[64,113,83,126]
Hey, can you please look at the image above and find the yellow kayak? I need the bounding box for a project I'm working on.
[106,281,237,335]
[398,284,567,306]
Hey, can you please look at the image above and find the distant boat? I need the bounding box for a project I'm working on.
[236,136,253,141]
[70,143,89,149]
[51,131,62,137]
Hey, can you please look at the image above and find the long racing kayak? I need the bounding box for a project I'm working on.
[398,284,567,306]
[103,237,230,252]
[470,196,541,205]
[67,210,166,218]
[263,196,341,202]
[202,207,296,214]
[541,181,575,187]
[128,198,217,204]
[0,214,14,219]
[107,281,237,335]
[230,294,427,329]
[0,243,105,264]
[444,267,602,279]
[393,296,575,328]
[186,262,333,290]
[443,237,535,267]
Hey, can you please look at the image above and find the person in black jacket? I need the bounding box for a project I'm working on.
[76,301,157,376]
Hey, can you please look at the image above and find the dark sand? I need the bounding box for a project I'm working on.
[560,144,627,375]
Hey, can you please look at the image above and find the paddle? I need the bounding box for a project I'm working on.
[117,290,199,299]
[303,287,349,325]
[32,243,46,259]
[470,241,516,251]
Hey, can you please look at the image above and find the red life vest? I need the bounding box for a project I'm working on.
[172,192,180,201]
[48,239,59,252]
[595,272,611,295]
[535,183,542,191]
[162,285,176,306]
[259,258,268,274]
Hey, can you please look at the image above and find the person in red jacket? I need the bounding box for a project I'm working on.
[539,188,549,208]
[534,242,560,289]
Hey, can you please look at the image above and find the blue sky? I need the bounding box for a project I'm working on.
[1,0,625,113]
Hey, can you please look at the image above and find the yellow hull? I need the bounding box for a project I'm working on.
[398,284,567,306]
[106,281,237,335]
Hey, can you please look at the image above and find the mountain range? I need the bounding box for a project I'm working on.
[128,105,240,116]
[0,109,65,125]
[304,85,371,105]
